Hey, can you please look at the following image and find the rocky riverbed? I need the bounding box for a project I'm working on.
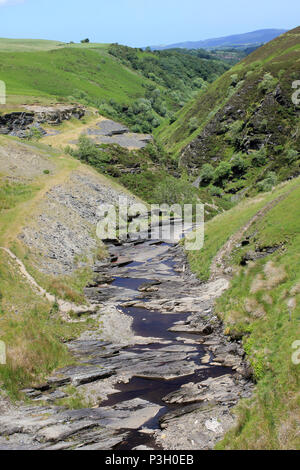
[0,236,253,450]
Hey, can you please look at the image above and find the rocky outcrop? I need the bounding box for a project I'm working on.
[19,170,137,275]
[24,104,85,125]
[0,105,85,138]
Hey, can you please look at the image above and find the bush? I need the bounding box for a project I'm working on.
[251,148,267,167]
[257,172,278,192]
[25,127,43,141]
[209,185,223,197]
[199,163,214,186]
[214,161,232,186]
[231,153,248,175]
[258,73,278,93]
[152,175,198,207]
[285,148,299,164]
[188,117,199,133]
[69,136,110,166]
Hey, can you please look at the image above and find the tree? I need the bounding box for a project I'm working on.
[81,38,90,44]
[199,164,214,186]
[214,162,232,186]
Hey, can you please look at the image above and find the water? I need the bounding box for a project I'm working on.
[97,253,232,449]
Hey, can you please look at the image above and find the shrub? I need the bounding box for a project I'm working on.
[258,73,279,93]
[209,185,223,197]
[152,175,198,207]
[252,148,267,167]
[257,172,278,192]
[214,161,232,186]
[25,127,43,141]
[231,153,248,175]
[285,148,299,164]
[199,163,214,186]
[188,117,199,133]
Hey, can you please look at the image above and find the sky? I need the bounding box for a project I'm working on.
[0,0,299,47]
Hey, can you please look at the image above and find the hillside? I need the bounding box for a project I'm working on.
[0,133,140,397]
[187,176,300,449]
[0,38,109,52]
[156,26,300,198]
[150,29,287,50]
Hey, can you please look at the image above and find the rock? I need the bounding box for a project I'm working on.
[133,445,155,450]
[71,367,116,387]
[138,280,161,292]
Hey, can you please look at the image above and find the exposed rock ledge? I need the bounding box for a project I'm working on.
[0,104,85,138]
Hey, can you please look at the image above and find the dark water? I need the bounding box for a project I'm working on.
[98,262,231,449]
[112,277,154,291]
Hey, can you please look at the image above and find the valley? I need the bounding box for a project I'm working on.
[0,23,299,451]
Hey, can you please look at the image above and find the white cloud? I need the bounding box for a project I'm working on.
[0,0,24,6]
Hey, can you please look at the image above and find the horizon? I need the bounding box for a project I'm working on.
[0,27,289,48]
[0,0,299,47]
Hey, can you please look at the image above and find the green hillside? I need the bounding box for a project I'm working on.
[0,38,109,52]
[188,177,300,449]
[0,47,152,105]
[155,26,300,197]
[0,38,65,52]
[0,41,228,133]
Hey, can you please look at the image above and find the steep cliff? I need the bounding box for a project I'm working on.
[156,26,300,196]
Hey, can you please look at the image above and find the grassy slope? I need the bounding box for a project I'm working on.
[0,135,137,398]
[155,26,300,156]
[0,45,154,106]
[0,38,109,52]
[188,178,300,449]
[0,38,65,52]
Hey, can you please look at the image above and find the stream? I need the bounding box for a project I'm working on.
[0,232,253,450]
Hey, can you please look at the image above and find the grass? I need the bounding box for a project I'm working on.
[0,249,87,399]
[0,178,37,212]
[0,38,109,53]
[187,178,300,281]
[188,177,300,449]
[0,38,65,52]
[0,137,125,398]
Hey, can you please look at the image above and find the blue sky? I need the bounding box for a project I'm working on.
[0,0,299,47]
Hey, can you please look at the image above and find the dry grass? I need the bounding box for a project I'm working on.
[251,262,287,293]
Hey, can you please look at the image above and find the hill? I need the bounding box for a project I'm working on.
[187,176,300,449]
[155,26,300,198]
[0,38,108,52]
[150,29,287,50]
[0,41,228,133]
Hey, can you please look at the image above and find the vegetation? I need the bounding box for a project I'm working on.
[155,27,300,199]
[66,135,230,216]
[0,185,88,398]
[0,40,228,133]
[0,139,110,398]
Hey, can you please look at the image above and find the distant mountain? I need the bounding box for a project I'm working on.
[149,29,287,50]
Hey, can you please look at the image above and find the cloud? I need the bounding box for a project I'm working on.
[0,0,24,5]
